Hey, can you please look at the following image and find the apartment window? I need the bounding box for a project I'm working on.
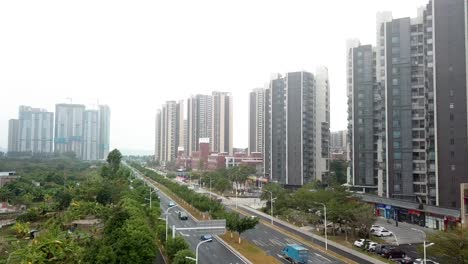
[392,57,399,64]
[451,164,456,171]
[392,78,399,85]
[393,131,401,138]
[450,138,455,145]
[392,68,399,74]
[450,90,454,97]
[392,36,400,43]
[451,151,455,158]
[394,152,402,159]
[450,113,454,121]
[450,103,454,109]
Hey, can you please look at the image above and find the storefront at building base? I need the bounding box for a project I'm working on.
[359,194,460,231]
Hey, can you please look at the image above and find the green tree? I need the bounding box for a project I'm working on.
[423,227,468,263]
[107,149,122,172]
[235,216,259,244]
[173,249,196,264]
[329,160,347,185]
[166,236,190,261]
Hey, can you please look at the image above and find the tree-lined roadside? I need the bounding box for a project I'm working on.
[130,163,281,264]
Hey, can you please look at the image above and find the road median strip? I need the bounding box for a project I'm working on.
[138,170,279,264]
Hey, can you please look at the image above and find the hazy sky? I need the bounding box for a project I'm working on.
[0,0,427,154]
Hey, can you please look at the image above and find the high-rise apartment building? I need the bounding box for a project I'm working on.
[83,110,99,160]
[55,103,111,160]
[154,101,184,163]
[211,91,233,154]
[7,119,19,153]
[348,0,468,209]
[17,106,54,153]
[97,105,111,160]
[187,94,212,155]
[264,70,330,187]
[55,104,86,158]
[248,88,265,155]
[330,130,348,152]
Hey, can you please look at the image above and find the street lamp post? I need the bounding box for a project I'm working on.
[185,238,213,264]
[147,187,157,209]
[264,190,275,225]
[314,202,328,251]
[412,228,434,264]
[165,205,178,241]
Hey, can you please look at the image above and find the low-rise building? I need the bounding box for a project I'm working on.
[0,171,18,188]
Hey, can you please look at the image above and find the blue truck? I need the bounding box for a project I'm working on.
[281,244,309,264]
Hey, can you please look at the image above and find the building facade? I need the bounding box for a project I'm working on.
[7,119,19,153]
[187,94,212,155]
[97,105,111,160]
[348,0,468,209]
[248,88,265,155]
[211,91,233,155]
[83,110,99,160]
[17,106,54,153]
[154,100,184,163]
[265,70,330,187]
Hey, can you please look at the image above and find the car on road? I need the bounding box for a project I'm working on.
[178,211,188,220]
[374,244,392,255]
[168,201,176,207]
[373,229,393,237]
[281,244,309,264]
[200,234,213,241]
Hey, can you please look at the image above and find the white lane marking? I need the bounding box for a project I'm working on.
[314,253,332,262]
[269,239,284,246]
[179,232,190,237]
[285,238,300,245]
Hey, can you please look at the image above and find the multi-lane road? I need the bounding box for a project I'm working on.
[128,164,247,264]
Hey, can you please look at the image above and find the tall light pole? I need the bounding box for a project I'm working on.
[314,202,328,250]
[165,205,178,241]
[412,228,434,264]
[264,190,275,225]
[146,187,157,209]
[185,238,213,264]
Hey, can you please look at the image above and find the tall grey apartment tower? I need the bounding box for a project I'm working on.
[264,70,330,187]
[348,0,468,209]
[187,94,212,156]
[55,104,86,158]
[7,119,19,153]
[154,100,184,162]
[248,88,265,155]
[185,92,233,156]
[97,105,111,160]
[55,103,111,160]
[211,91,233,154]
[83,110,99,160]
[7,106,54,154]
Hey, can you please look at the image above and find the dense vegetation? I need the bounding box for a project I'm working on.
[0,150,184,264]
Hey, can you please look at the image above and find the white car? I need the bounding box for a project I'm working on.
[353,239,372,248]
[367,242,378,252]
[373,229,393,237]
[370,225,385,233]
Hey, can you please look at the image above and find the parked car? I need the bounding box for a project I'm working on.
[200,234,213,241]
[414,259,439,264]
[366,242,378,252]
[370,225,385,233]
[353,239,372,248]
[178,211,188,220]
[373,229,393,237]
[168,201,176,207]
[382,249,406,259]
[374,244,392,255]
